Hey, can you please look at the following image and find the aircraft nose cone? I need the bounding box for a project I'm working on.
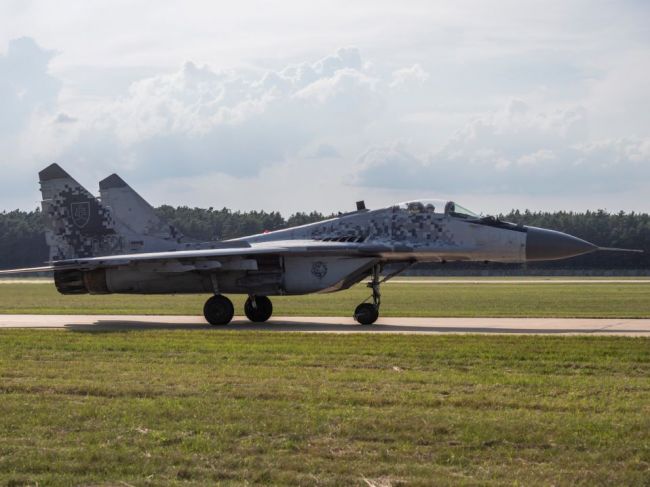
[525,227,598,261]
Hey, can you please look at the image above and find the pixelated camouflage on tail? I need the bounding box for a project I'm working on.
[39,163,128,261]
[39,164,205,262]
[99,173,196,248]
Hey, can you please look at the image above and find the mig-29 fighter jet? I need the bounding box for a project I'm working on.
[0,164,641,325]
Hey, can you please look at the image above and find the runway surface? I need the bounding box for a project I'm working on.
[1,315,649,335]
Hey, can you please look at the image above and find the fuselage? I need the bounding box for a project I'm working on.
[238,201,525,263]
[50,199,598,298]
[15,163,619,325]
[240,199,597,264]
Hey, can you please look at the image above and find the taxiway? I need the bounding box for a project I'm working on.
[0,315,649,335]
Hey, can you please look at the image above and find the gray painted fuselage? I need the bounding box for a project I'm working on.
[28,164,600,298]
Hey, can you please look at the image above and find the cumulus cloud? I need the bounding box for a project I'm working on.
[309,143,341,159]
[57,46,384,179]
[390,64,429,88]
[0,31,649,214]
[355,99,650,194]
[0,37,66,209]
[585,49,650,139]
[0,37,60,134]
[54,113,77,124]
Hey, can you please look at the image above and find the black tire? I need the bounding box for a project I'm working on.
[354,303,379,325]
[203,295,235,325]
[244,296,273,323]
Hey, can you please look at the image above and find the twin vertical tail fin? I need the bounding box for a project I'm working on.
[98,173,190,247]
[39,163,196,262]
[39,163,125,261]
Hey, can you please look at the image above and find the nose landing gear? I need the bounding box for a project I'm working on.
[353,261,415,325]
[354,265,381,325]
[354,302,379,325]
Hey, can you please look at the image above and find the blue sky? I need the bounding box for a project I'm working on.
[1,0,649,215]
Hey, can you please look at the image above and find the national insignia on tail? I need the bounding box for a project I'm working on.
[71,202,91,228]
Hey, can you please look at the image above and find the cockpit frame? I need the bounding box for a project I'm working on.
[393,199,479,220]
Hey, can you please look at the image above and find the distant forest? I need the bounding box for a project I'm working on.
[1,206,649,271]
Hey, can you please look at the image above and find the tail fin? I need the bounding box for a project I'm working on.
[99,173,193,247]
[39,163,126,261]
[39,164,193,262]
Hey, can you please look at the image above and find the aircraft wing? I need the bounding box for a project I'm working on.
[0,240,394,275]
[0,239,476,275]
[0,266,61,275]
[58,240,378,268]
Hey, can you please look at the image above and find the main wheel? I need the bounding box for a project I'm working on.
[354,303,379,325]
[244,296,273,323]
[203,295,235,325]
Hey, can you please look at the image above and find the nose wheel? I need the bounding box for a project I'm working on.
[244,295,273,323]
[354,303,379,325]
[203,295,235,325]
[354,265,382,325]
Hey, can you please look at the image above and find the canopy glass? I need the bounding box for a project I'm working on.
[394,199,479,219]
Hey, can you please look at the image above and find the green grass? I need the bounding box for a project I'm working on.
[0,331,648,485]
[1,282,650,317]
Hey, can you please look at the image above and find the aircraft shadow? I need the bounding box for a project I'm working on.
[63,319,646,335]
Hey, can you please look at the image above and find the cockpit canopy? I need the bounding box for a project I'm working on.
[394,199,480,219]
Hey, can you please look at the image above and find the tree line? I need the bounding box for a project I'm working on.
[1,206,648,270]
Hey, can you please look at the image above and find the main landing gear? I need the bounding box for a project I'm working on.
[203,295,235,326]
[203,294,274,325]
[244,295,273,323]
[354,265,382,325]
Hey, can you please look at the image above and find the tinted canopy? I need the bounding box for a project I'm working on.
[394,199,479,219]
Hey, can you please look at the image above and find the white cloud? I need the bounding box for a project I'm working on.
[585,49,650,139]
[390,64,429,88]
[49,47,387,183]
[307,143,341,159]
[355,99,650,195]
[0,37,66,209]
[0,37,60,134]
[0,0,649,215]
[53,112,77,124]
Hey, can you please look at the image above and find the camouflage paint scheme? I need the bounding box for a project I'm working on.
[4,163,602,308]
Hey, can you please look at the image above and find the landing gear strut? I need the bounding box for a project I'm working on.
[244,295,273,323]
[203,294,234,325]
[353,261,416,325]
[354,265,381,325]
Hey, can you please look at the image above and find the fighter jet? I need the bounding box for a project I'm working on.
[0,164,641,325]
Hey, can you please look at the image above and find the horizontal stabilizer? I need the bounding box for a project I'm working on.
[0,266,55,275]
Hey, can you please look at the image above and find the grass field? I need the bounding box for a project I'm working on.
[0,331,647,486]
[1,281,650,318]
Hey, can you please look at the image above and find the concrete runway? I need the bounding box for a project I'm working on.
[1,315,649,335]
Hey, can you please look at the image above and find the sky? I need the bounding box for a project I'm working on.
[1,0,649,215]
